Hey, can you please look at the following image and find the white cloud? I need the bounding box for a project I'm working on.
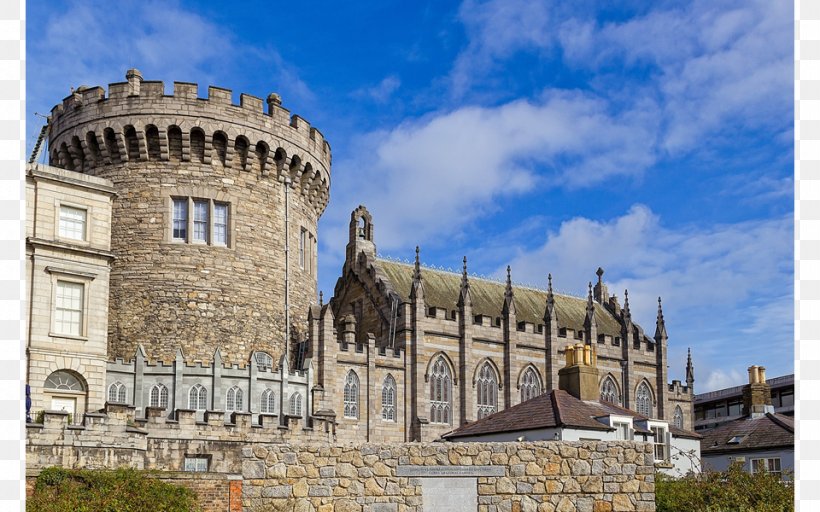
[354,76,401,103]
[450,0,552,96]
[557,0,792,153]
[321,89,660,254]
[703,368,745,392]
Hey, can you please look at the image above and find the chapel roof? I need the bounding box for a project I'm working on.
[377,259,625,337]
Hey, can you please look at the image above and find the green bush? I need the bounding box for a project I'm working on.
[656,464,793,512]
[28,467,200,512]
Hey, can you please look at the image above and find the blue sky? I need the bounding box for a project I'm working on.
[26,0,793,392]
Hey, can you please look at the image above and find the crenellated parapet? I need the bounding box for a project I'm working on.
[48,70,330,215]
[26,402,335,474]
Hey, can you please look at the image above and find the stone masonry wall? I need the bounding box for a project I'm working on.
[241,441,656,512]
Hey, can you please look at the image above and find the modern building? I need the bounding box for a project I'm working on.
[694,372,793,431]
[441,343,702,477]
[699,366,794,479]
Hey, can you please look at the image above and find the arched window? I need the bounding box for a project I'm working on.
[44,370,84,391]
[476,362,498,419]
[189,384,207,411]
[212,131,227,165]
[226,386,243,412]
[343,371,360,419]
[636,382,652,417]
[255,352,273,371]
[520,367,541,403]
[429,356,452,424]
[382,374,396,421]
[601,376,620,405]
[150,383,169,410]
[261,388,276,414]
[673,406,684,429]
[167,126,183,161]
[190,128,205,163]
[290,392,303,416]
[108,381,127,403]
[124,125,139,161]
[145,125,161,160]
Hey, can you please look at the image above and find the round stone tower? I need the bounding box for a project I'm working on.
[47,69,331,365]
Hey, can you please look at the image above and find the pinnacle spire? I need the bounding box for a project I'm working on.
[319,290,324,307]
[654,296,667,340]
[547,273,554,300]
[413,246,421,281]
[686,347,695,387]
[587,282,594,306]
[461,256,469,288]
[623,289,630,314]
[505,265,513,294]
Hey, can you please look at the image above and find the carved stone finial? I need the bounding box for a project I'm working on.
[596,267,604,280]
[413,246,421,281]
[319,290,324,307]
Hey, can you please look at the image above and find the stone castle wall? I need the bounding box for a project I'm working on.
[46,70,331,365]
[241,441,656,512]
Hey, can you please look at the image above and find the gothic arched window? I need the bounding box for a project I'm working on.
[382,374,397,421]
[601,376,620,404]
[344,371,360,419]
[226,386,243,412]
[673,405,684,429]
[636,382,652,417]
[150,383,169,409]
[290,392,303,416]
[261,388,276,414]
[189,384,207,411]
[108,381,127,403]
[430,356,452,424]
[520,367,541,403]
[255,352,273,371]
[476,362,498,419]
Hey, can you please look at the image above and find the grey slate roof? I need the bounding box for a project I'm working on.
[441,389,701,440]
[700,413,794,454]
[378,260,625,337]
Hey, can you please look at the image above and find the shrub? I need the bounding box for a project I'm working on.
[656,464,793,512]
[28,467,200,512]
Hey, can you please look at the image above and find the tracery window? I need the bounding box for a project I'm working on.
[476,362,498,419]
[255,352,273,371]
[520,367,541,403]
[226,385,243,412]
[290,392,303,416]
[673,406,684,429]
[382,374,396,421]
[601,376,620,404]
[636,382,652,417]
[108,381,127,403]
[343,371,360,419]
[150,383,169,409]
[189,384,208,411]
[261,388,276,414]
[429,356,452,424]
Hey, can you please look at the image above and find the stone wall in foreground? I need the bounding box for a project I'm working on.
[241,441,656,512]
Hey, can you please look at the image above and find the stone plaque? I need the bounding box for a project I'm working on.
[396,465,505,477]
[421,477,477,512]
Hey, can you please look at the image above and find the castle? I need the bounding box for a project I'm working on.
[26,69,695,445]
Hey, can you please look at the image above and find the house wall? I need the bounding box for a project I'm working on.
[703,447,794,476]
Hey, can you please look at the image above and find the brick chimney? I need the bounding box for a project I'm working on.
[742,365,774,418]
[558,343,600,401]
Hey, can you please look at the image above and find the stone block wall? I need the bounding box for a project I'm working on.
[241,441,656,512]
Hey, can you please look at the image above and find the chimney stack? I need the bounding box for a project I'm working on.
[558,343,599,401]
[742,365,773,417]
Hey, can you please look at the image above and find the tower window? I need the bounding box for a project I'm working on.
[170,197,230,247]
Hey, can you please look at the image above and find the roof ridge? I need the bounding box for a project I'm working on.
[376,257,589,300]
[766,412,794,433]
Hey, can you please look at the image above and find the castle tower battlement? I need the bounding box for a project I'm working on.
[46,69,331,366]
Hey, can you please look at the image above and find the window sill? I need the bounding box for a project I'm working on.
[49,332,88,342]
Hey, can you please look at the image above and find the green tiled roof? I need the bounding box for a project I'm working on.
[377,260,624,336]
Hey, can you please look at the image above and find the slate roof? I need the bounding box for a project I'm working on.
[378,260,625,337]
[700,413,794,454]
[441,389,701,440]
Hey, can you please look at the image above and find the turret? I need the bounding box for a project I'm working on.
[346,205,376,264]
